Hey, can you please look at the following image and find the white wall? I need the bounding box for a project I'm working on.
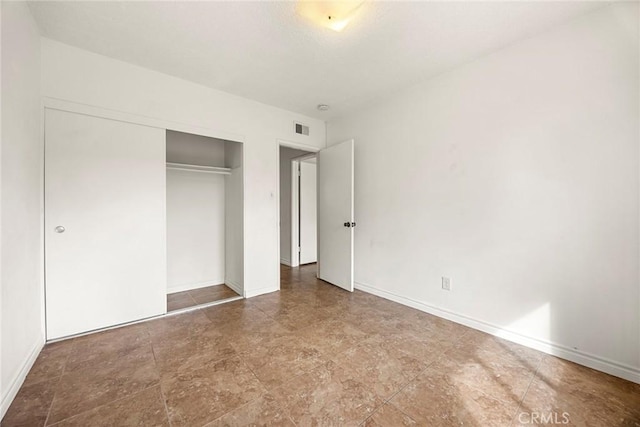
[328,3,640,381]
[279,146,312,265]
[166,130,226,166]
[167,169,226,293]
[41,38,326,298]
[1,1,43,417]
[225,141,244,294]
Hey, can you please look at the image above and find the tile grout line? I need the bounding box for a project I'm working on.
[187,291,198,307]
[248,274,537,425]
[225,351,300,427]
[315,337,424,426]
[510,354,546,424]
[43,339,76,427]
[47,331,161,426]
[45,385,162,427]
[148,316,254,426]
[363,328,471,423]
[149,335,174,427]
[359,400,419,427]
[379,354,437,406]
[231,319,365,426]
[430,329,546,415]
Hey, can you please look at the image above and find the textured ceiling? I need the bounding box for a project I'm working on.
[28,1,606,119]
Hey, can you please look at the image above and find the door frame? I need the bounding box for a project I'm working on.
[276,140,319,284]
[290,153,317,267]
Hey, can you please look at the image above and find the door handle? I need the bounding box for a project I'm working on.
[54,226,66,233]
[343,222,356,228]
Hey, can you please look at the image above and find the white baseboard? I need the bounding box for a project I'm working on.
[1,338,45,419]
[244,286,279,299]
[224,279,243,297]
[355,281,640,385]
[167,279,225,294]
[280,258,292,267]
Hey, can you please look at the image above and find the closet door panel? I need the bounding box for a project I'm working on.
[45,109,166,339]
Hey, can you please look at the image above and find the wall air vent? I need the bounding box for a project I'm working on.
[294,122,310,136]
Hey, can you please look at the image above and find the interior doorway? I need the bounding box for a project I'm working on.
[293,155,317,265]
[277,139,355,293]
[279,146,315,267]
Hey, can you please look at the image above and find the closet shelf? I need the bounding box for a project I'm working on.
[166,162,231,175]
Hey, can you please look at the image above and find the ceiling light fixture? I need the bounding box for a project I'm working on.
[317,104,330,111]
[296,1,364,32]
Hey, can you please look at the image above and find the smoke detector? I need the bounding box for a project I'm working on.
[317,104,330,111]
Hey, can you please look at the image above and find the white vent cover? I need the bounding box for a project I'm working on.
[294,122,310,136]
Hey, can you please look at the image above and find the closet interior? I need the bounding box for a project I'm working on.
[166,130,244,312]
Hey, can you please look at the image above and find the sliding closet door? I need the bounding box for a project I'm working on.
[45,109,166,339]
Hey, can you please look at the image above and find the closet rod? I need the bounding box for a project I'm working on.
[166,162,232,175]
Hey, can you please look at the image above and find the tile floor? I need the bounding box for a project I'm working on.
[3,264,639,426]
[167,284,240,312]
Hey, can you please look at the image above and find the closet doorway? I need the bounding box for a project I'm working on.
[44,109,246,340]
[166,131,244,312]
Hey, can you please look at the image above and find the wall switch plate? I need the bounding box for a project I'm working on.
[442,277,451,291]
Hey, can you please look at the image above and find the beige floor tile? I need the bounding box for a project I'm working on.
[535,355,640,411]
[363,403,419,426]
[161,356,263,426]
[167,285,239,312]
[453,329,544,369]
[50,386,169,427]
[65,323,151,373]
[515,376,640,426]
[271,361,382,426]
[239,334,329,389]
[152,326,236,375]
[167,292,196,311]
[435,350,536,406]
[268,305,332,331]
[146,310,212,341]
[23,341,73,387]
[205,394,295,427]
[227,322,293,353]
[1,378,57,427]
[5,264,638,426]
[297,318,372,355]
[390,365,518,426]
[334,339,428,400]
[47,349,159,425]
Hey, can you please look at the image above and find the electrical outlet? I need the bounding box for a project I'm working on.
[442,277,451,291]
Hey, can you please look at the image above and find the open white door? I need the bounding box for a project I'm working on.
[318,139,354,291]
[45,109,167,339]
